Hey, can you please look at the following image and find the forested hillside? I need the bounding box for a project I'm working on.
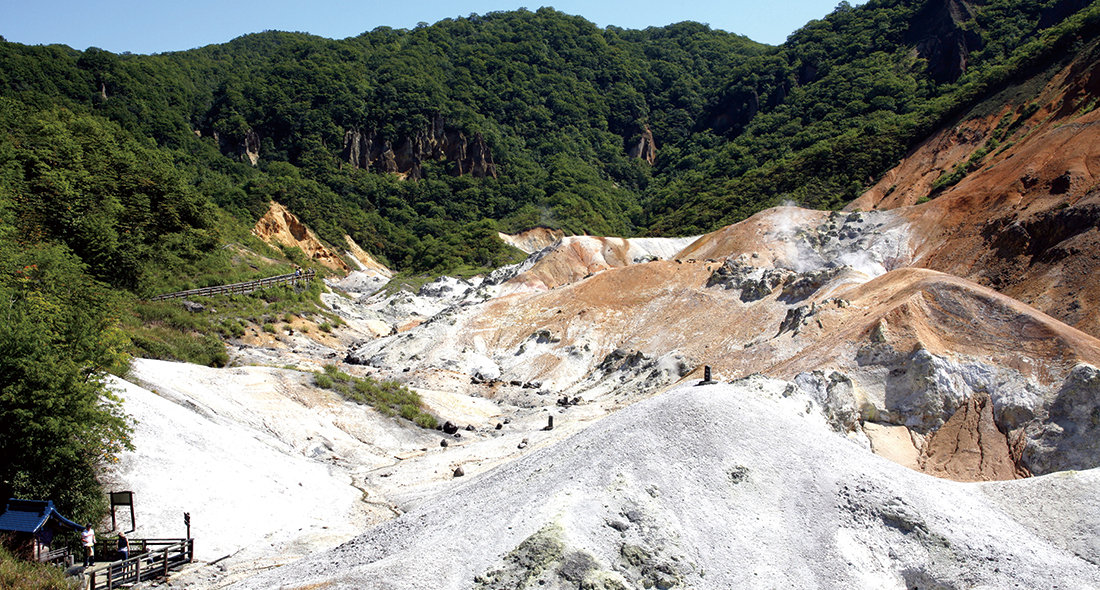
[3,0,1100,523]
[5,1,1098,276]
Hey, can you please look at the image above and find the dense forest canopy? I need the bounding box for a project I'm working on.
[2,1,1095,277]
[2,0,1100,521]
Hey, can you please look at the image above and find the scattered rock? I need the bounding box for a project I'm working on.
[776,303,817,337]
[705,259,789,302]
[779,268,844,303]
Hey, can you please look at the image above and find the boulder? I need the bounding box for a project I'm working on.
[1023,363,1100,474]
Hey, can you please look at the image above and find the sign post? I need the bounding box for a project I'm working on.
[110,491,135,532]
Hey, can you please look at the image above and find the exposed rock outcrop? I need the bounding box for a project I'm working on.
[341,115,497,179]
[251,201,348,271]
[919,390,1026,481]
[498,228,565,254]
[241,129,260,166]
[1023,363,1100,474]
[906,0,984,83]
[626,124,657,165]
[210,128,262,166]
[706,259,790,302]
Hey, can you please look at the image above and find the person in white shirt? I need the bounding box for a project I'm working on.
[81,524,96,567]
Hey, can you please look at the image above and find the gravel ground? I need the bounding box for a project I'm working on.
[230,376,1100,590]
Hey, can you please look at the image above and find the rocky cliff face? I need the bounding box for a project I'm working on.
[906,0,985,83]
[342,114,497,179]
[251,201,348,271]
[626,124,657,165]
[200,127,262,166]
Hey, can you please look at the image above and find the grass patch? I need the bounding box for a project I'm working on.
[0,545,71,590]
[314,365,438,429]
[315,372,335,388]
[379,273,435,297]
[124,269,335,366]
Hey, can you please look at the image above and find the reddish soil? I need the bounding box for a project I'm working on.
[849,42,1100,338]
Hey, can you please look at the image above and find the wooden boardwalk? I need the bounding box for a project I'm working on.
[87,538,193,590]
[150,269,316,301]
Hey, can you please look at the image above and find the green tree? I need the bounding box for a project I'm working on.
[0,235,132,524]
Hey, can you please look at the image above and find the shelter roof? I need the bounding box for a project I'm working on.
[0,499,83,534]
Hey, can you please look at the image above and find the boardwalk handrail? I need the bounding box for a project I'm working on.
[38,547,71,567]
[87,538,194,590]
[150,269,316,301]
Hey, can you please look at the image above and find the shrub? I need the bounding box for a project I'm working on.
[311,367,437,428]
[414,413,439,429]
[262,323,276,333]
[399,404,420,420]
[0,545,70,590]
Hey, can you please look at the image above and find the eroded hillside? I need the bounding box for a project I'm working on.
[851,36,1100,338]
[115,190,1100,586]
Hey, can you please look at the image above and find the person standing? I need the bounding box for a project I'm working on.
[81,524,96,567]
[117,530,129,561]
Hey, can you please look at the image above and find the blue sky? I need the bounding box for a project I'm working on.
[3,0,861,55]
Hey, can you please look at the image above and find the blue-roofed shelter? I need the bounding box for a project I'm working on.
[0,499,83,563]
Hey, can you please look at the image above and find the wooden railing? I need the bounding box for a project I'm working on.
[149,269,316,301]
[38,547,71,567]
[87,538,193,590]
